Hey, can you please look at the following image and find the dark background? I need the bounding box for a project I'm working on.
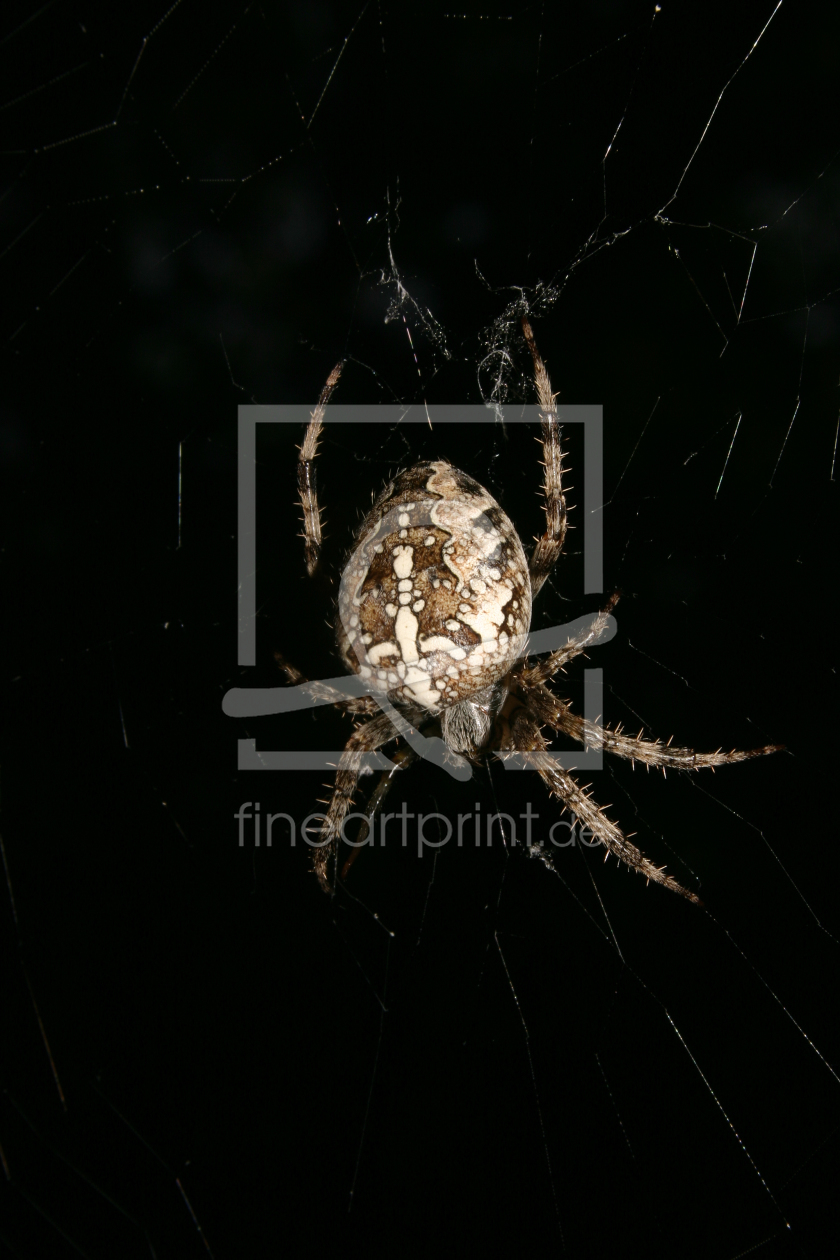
[2,1,838,1256]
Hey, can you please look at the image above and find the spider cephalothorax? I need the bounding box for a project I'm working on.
[282,319,781,901]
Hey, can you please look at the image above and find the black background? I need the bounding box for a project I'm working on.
[2,2,839,1257]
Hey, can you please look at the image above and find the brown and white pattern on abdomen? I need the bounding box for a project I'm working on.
[336,460,532,714]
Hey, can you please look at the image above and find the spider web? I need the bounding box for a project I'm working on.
[3,1,839,1255]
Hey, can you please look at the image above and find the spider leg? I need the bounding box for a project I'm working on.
[314,712,399,893]
[517,675,783,772]
[499,710,702,903]
[340,745,418,881]
[518,593,620,687]
[274,656,416,887]
[522,318,568,599]
[274,652,379,716]
[556,707,783,771]
[298,361,343,577]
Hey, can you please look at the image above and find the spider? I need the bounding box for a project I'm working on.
[280,319,781,903]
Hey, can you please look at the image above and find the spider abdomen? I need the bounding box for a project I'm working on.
[337,460,532,713]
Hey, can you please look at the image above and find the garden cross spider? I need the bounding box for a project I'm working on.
[280,319,781,902]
